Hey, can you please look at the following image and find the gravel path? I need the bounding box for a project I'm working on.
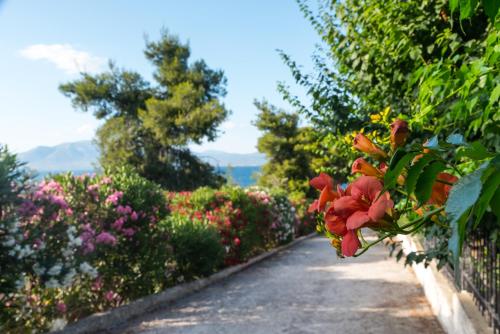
[113,236,444,334]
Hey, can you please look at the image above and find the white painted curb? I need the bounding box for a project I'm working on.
[399,235,493,334]
[56,233,317,334]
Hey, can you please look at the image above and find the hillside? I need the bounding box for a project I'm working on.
[18,141,266,172]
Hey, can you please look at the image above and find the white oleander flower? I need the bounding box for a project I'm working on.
[45,278,61,289]
[79,262,98,278]
[62,248,74,258]
[15,274,27,290]
[62,268,77,287]
[33,263,46,276]
[18,245,34,259]
[70,236,82,247]
[50,318,68,331]
[2,236,16,248]
[67,226,77,236]
[48,263,63,276]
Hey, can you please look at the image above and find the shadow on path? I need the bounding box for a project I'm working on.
[113,237,444,334]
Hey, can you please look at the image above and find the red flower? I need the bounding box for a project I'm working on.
[233,237,241,246]
[323,176,394,257]
[342,230,361,257]
[353,133,387,160]
[308,173,339,212]
[390,119,409,149]
[335,176,394,230]
[324,208,347,236]
[429,172,458,205]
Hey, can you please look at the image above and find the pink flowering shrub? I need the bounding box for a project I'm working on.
[2,168,171,332]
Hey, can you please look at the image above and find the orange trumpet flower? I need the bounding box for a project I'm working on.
[353,133,388,160]
[390,119,409,149]
[351,158,384,178]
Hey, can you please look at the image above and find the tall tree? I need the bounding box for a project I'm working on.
[279,0,498,175]
[253,100,317,198]
[60,32,229,190]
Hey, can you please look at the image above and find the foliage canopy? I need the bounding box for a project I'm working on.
[60,31,229,190]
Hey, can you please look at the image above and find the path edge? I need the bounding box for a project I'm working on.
[57,233,317,334]
[398,234,493,334]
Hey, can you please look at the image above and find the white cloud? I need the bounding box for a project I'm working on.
[20,44,106,75]
[221,121,236,130]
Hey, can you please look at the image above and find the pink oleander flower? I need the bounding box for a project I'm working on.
[105,191,123,206]
[130,211,139,221]
[87,184,99,192]
[18,200,37,216]
[116,205,132,215]
[50,195,68,209]
[56,301,67,313]
[105,290,116,302]
[33,238,43,250]
[121,228,135,237]
[100,176,112,184]
[83,242,95,254]
[41,180,63,193]
[92,277,103,291]
[95,232,117,246]
[112,217,125,230]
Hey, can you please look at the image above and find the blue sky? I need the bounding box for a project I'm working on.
[0,0,318,154]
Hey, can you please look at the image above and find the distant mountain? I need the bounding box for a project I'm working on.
[18,141,266,172]
[18,140,99,172]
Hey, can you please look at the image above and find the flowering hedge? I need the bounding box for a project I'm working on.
[1,168,171,331]
[0,161,311,332]
[167,186,313,266]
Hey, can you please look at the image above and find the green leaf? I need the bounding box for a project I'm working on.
[446,134,465,145]
[388,148,408,171]
[406,154,435,196]
[424,136,440,150]
[473,169,500,227]
[384,151,418,190]
[491,188,500,220]
[448,210,470,263]
[415,161,447,205]
[446,163,488,260]
[450,0,459,12]
[489,84,500,105]
[482,0,500,22]
[456,141,494,160]
[460,0,478,19]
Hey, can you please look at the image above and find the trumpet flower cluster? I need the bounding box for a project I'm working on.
[310,119,459,257]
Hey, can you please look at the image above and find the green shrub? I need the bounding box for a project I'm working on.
[163,214,224,281]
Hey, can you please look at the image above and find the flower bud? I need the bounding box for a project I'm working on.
[351,158,383,178]
[353,133,388,160]
[390,119,409,149]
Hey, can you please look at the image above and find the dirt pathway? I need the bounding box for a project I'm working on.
[113,236,444,334]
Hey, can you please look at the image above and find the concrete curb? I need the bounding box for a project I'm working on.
[399,235,493,334]
[57,233,317,334]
